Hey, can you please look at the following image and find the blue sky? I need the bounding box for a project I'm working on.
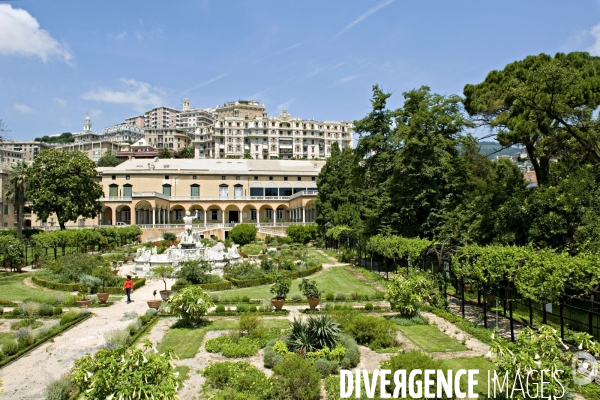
[1,0,600,140]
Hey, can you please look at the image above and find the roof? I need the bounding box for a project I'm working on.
[104,159,326,175]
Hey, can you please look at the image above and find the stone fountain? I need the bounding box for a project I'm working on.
[133,210,241,277]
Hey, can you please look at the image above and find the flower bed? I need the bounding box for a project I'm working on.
[225,264,322,288]
[171,279,231,292]
[31,275,146,294]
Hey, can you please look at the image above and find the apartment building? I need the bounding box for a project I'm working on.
[0,141,50,162]
[193,107,353,160]
[143,106,179,129]
[144,128,190,150]
[100,123,145,143]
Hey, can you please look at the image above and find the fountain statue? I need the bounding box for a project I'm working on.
[133,211,241,277]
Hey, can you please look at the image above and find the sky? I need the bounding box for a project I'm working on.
[1,0,600,141]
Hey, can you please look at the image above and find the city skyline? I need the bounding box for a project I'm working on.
[1,0,600,140]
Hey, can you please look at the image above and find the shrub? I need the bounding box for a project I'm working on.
[72,341,181,399]
[263,339,284,369]
[176,259,212,284]
[2,340,19,356]
[337,333,360,369]
[15,328,34,347]
[314,357,338,377]
[38,303,54,317]
[11,308,20,316]
[59,311,80,326]
[103,329,130,349]
[364,303,374,311]
[290,293,302,302]
[10,318,42,330]
[145,308,158,317]
[53,307,63,316]
[215,304,226,313]
[385,270,440,316]
[299,278,322,299]
[127,320,143,335]
[167,286,213,326]
[236,304,249,313]
[381,351,449,398]
[285,224,318,244]
[229,224,258,246]
[202,361,271,398]
[272,353,321,400]
[162,232,177,242]
[334,292,347,301]
[205,333,262,358]
[19,301,40,317]
[226,260,265,280]
[270,275,291,300]
[287,314,340,353]
[334,311,397,350]
[241,295,251,303]
[120,311,138,321]
[44,377,72,400]
[325,292,334,301]
[239,313,262,336]
[391,314,429,326]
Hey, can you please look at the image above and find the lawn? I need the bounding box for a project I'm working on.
[440,357,495,396]
[306,250,333,265]
[0,332,14,350]
[174,365,190,383]
[156,318,289,359]
[398,325,468,352]
[0,274,64,304]
[216,266,382,302]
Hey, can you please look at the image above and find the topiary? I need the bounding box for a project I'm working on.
[215,304,225,313]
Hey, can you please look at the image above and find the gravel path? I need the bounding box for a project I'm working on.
[0,276,171,400]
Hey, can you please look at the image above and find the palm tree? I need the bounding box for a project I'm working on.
[4,161,29,236]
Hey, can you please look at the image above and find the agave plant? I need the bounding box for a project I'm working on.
[286,315,340,353]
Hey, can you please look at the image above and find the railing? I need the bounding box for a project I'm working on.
[136,222,310,229]
[100,196,133,201]
[169,196,291,201]
[101,193,318,202]
[289,190,318,200]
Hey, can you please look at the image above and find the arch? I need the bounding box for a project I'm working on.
[102,206,113,225]
[188,205,204,221]
[307,182,317,190]
[116,205,131,224]
[134,200,153,224]
[265,181,278,197]
[170,204,186,222]
[275,204,290,222]
[279,182,292,197]
[250,182,264,197]
[258,204,274,223]
[293,182,307,193]
[205,204,223,223]
[242,204,258,223]
[24,219,31,227]
[224,204,241,223]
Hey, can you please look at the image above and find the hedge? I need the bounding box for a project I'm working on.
[0,312,90,369]
[31,275,146,294]
[171,280,232,292]
[225,264,323,288]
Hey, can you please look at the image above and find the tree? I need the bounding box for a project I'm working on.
[4,161,30,236]
[167,286,213,326]
[97,150,122,167]
[27,149,104,230]
[243,152,253,159]
[228,223,257,245]
[464,52,600,185]
[158,148,174,159]
[176,145,194,159]
[0,119,10,141]
[151,264,174,291]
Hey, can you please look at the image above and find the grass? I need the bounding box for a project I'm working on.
[0,331,14,349]
[216,266,382,302]
[306,250,333,265]
[398,325,468,352]
[321,249,340,260]
[440,357,495,396]
[174,365,190,383]
[0,274,64,304]
[157,317,289,359]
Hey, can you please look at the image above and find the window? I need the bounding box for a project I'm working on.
[297,177,302,181]
[190,184,200,197]
[111,175,116,180]
[123,184,132,197]
[276,209,284,219]
[254,176,258,180]
[162,184,171,196]
[125,175,130,180]
[234,185,242,198]
[265,209,273,219]
[211,209,219,220]
[192,175,197,180]
[269,176,273,181]
[219,184,228,198]
[109,184,118,197]
[250,187,263,196]
[236,176,240,180]
[222,176,226,180]
[265,187,278,196]
[312,177,316,181]
[3,205,8,214]
[165,175,169,180]
[284,176,288,181]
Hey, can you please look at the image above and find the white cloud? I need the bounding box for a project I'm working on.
[333,74,362,86]
[115,32,127,40]
[333,0,395,40]
[54,98,67,106]
[184,74,228,94]
[13,103,34,114]
[0,4,72,62]
[588,23,600,55]
[276,99,294,112]
[89,109,103,118]
[82,78,165,112]
[304,62,345,79]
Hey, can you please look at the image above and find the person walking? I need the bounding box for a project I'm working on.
[123,275,134,303]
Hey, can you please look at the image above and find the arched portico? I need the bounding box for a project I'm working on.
[189,205,204,222]
[242,204,257,223]
[170,204,186,223]
[102,206,113,225]
[224,204,241,223]
[116,205,131,224]
[205,204,223,223]
[134,201,153,224]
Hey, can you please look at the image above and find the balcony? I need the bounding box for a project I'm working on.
[100,196,133,202]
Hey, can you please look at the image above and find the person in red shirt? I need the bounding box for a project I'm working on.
[123,275,134,303]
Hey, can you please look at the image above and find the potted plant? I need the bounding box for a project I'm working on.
[76,289,92,308]
[93,265,114,304]
[111,262,120,276]
[147,290,161,309]
[299,278,322,310]
[152,264,175,300]
[126,251,134,263]
[269,275,291,311]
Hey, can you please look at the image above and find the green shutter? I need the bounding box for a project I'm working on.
[109,186,118,197]
[191,185,199,197]
[123,186,132,197]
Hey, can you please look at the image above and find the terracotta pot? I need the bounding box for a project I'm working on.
[307,297,320,310]
[349,258,356,265]
[16,264,24,272]
[463,283,472,293]
[76,299,92,308]
[147,299,162,309]
[111,270,119,276]
[126,256,133,262]
[271,298,285,311]
[160,290,172,301]
[96,293,110,304]
[3,260,11,268]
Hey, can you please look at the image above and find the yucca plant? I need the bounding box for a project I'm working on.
[307,314,340,350]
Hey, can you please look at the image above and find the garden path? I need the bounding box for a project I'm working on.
[421,311,490,357]
[0,276,171,400]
